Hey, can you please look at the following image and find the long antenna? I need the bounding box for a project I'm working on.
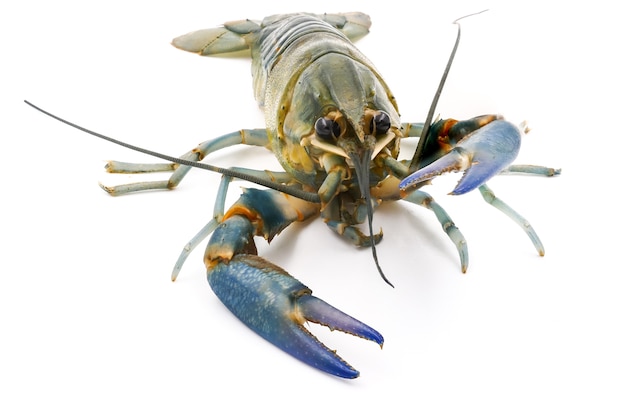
[24,100,321,203]
[408,10,487,172]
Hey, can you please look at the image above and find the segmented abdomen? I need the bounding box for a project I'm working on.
[250,14,355,106]
[259,15,349,74]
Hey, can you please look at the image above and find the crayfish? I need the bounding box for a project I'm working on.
[26,12,559,378]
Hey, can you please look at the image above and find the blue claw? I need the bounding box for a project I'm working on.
[207,254,383,379]
[400,120,522,195]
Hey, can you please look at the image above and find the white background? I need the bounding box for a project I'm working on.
[3,1,624,416]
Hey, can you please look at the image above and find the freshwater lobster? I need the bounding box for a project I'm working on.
[26,12,559,378]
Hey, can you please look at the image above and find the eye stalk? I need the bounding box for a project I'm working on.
[304,110,396,161]
[369,111,391,136]
[315,117,341,141]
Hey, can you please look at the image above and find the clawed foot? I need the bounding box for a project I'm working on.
[208,254,383,378]
[400,120,522,194]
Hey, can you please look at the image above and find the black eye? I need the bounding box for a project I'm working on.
[370,111,391,135]
[315,117,341,141]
